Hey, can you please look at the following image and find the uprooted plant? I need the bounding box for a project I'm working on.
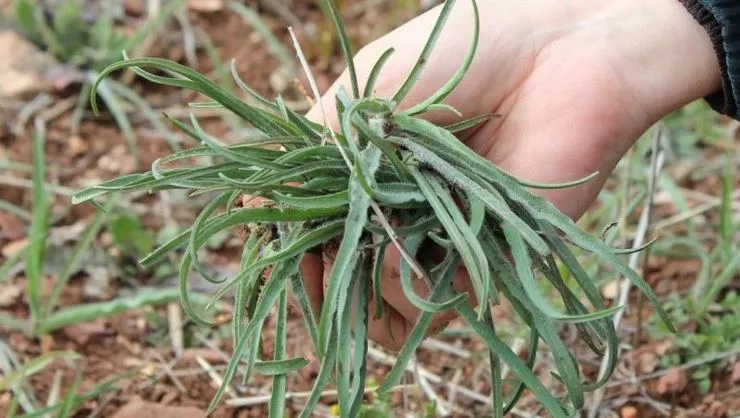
[72,0,673,416]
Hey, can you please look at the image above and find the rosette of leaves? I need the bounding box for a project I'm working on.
[72,1,674,416]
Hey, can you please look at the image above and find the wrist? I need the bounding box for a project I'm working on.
[605,0,721,119]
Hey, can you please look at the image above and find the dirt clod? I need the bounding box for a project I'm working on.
[111,397,204,418]
[655,367,689,395]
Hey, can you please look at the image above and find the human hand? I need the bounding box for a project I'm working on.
[298,0,721,350]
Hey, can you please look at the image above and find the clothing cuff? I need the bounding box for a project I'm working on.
[679,0,738,118]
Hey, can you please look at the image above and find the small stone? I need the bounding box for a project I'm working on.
[68,135,88,156]
[0,282,22,307]
[187,0,223,12]
[620,406,638,418]
[2,238,28,257]
[40,334,54,352]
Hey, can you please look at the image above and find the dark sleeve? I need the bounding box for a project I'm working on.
[679,0,740,119]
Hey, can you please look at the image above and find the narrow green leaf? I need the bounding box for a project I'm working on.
[207,256,299,414]
[273,190,349,208]
[318,0,359,97]
[318,146,382,353]
[0,352,80,391]
[269,289,288,418]
[27,120,47,324]
[392,0,457,104]
[37,289,188,333]
[403,0,479,116]
[349,259,371,417]
[443,114,499,133]
[255,357,310,376]
[501,224,620,324]
[378,253,460,393]
[363,47,395,98]
[46,198,114,315]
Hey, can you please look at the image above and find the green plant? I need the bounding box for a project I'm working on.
[14,0,172,71]
[0,120,197,339]
[12,0,182,162]
[654,291,740,394]
[0,341,134,417]
[73,0,673,416]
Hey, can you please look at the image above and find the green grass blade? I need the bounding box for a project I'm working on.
[26,120,48,325]
[229,59,278,110]
[392,136,549,254]
[92,57,293,136]
[392,0,456,104]
[363,47,395,98]
[502,224,620,324]
[336,259,358,416]
[486,308,504,418]
[299,327,338,418]
[378,253,460,394]
[230,2,294,72]
[91,74,139,165]
[398,230,465,312]
[349,260,370,417]
[372,241,387,319]
[420,170,490,312]
[453,301,570,417]
[57,371,82,418]
[0,352,80,391]
[318,0,359,98]
[443,114,498,133]
[234,232,263,348]
[188,192,231,284]
[269,289,289,418]
[290,270,320,350]
[37,288,188,333]
[403,0,478,115]
[45,198,114,315]
[318,147,381,353]
[207,256,299,414]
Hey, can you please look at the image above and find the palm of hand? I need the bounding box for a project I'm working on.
[300,1,661,350]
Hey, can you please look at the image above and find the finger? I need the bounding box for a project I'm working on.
[366,294,411,352]
[322,250,411,351]
[378,245,478,326]
[298,252,324,317]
